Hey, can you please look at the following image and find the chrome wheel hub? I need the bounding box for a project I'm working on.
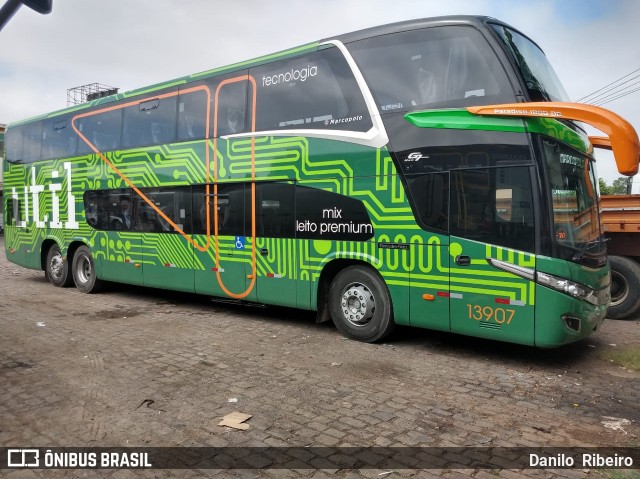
[340,283,375,326]
[50,254,64,279]
[77,256,91,284]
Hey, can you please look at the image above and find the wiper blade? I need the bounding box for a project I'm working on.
[570,238,606,261]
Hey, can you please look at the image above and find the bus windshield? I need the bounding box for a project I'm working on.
[491,24,570,102]
[347,25,517,112]
[543,140,605,262]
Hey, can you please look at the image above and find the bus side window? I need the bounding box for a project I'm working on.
[100,189,137,231]
[42,117,77,160]
[178,88,207,141]
[255,182,295,238]
[214,79,247,138]
[6,197,22,225]
[6,126,24,163]
[405,172,449,232]
[123,94,178,148]
[77,109,122,154]
[196,183,246,237]
[250,48,371,133]
[141,187,191,233]
[23,121,43,163]
[83,190,110,230]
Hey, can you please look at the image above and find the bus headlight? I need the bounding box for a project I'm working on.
[487,258,609,306]
[536,272,605,306]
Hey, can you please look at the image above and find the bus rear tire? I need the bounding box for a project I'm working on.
[45,244,73,287]
[608,255,640,319]
[72,246,103,294]
[328,265,395,343]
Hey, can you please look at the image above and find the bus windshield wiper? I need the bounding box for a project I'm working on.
[570,238,606,261]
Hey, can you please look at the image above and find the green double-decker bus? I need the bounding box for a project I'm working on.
[4,16,639,346]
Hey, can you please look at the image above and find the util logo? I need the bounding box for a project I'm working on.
[11,162,79,230]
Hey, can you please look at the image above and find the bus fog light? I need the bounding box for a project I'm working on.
[562,315,581,332]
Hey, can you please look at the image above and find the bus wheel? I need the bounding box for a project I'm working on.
[608,255,640,319]
[328,265,395,343]
[45,244,73,287]
[72,246,103,294]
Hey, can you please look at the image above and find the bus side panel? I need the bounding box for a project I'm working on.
[377,243,412,328]
[253,237,298,308]
[533,256,608,347]
[409,239,450,331]
[5,226,27,267]
[193,235,249,300]
[534,285,606,347]
[98,232,143,285]
[449,238,535,345]
[142,234,195,293]
[296,240,313,310]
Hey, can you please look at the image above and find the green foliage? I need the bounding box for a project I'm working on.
[599,177,630,195]
[599,178,612,194]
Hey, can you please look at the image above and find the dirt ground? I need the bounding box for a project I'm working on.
[0,236,638,478]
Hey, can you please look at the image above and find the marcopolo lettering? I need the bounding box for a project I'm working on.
[325,115,364,126]
[262,65,318,87]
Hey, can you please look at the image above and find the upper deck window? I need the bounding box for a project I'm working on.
[6,122,43,163]
[347,26,516,113]
[123,95,177,148]
[491,24,569,102]
[76,109,122,154]
[42,117,77,160]
[250,47,372,132]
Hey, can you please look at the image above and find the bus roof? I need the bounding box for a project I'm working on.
[8,15,528,128]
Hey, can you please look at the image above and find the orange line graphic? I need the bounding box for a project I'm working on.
[71,77,258,299]
[213,76,258,299]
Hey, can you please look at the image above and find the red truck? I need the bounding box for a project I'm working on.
[601,194,640,318]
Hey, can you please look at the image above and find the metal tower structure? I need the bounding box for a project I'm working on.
[66,83,119,106]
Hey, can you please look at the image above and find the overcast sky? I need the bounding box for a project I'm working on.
[1,0,638,188]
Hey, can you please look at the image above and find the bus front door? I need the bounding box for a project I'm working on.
[448,167,535,345]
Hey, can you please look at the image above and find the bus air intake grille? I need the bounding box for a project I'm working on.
[479,322,501,331]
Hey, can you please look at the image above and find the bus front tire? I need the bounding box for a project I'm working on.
[72,246,103,294]
[45,244,73,287]
[328,265,395,343]
[608,255,640,319]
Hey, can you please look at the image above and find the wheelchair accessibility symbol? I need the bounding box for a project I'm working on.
[235,236,245,250]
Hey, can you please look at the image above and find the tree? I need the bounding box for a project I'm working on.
[599,177,632,195]
[599,178,612,195]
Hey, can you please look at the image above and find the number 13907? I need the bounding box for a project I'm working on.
[467,304,515,324]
